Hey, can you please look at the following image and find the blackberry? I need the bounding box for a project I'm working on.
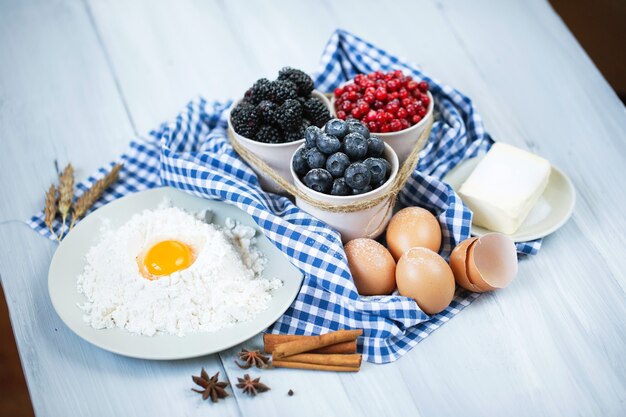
[275,99,303,132]
[246,78,272,104]
[285,124,306,142]
[303,97,331,127]
[267,80,298,104]
[231,102,260,138]
[255,125,283,144]
[256,100,277,124]
[278,67,314,97]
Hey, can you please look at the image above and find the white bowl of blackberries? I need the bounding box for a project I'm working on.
[290,118,399,241]
[228,67,332,193]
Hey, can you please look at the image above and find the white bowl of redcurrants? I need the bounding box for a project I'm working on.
[290,118,399,242]
[331,70,434,164]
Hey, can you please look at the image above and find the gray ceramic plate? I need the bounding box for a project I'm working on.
[48,187,303,360]
[443,156,576,242]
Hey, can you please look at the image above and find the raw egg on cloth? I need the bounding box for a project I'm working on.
[395,247,455,315]
[386,207,442,260]
[344,238,396,295]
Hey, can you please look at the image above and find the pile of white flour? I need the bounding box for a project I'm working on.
[76,203,282,336]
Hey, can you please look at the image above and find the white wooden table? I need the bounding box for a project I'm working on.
[1,0,625,416]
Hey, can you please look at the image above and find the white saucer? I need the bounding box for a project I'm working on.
[443,155,575,242]
[48,187,303,360]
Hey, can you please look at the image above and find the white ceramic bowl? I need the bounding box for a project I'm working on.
[228,90,332,194]
[290,143,399,242]
[331,90,434,165]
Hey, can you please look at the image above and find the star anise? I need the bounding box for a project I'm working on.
[191,368,229,403]
[234,348,270,369]
[236,374,270,396]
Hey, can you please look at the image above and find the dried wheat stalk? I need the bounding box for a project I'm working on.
[44,184,59,240]
[69,164,122,230]
[57,163,74,239]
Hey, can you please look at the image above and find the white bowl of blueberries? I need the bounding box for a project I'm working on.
[290,118,399,242]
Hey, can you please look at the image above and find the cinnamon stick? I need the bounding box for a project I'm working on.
[272,329,362,359]
[263,334,357,355]
[272,360,360,372]
[277,353,362,368]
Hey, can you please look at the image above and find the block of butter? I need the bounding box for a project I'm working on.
[458,143,551,234]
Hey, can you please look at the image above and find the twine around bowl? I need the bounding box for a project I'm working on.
[228,117,433,214]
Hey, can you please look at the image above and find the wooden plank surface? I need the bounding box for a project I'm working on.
[0,0,625,416]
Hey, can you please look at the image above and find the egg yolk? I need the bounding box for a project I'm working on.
[142,240,194,279]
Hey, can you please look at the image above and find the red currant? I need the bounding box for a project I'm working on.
[368,121,379,132]
[406,104,417,116]
[366,110,377,121]
[420,94,430,107]
[337,110,347,119]
[363,94,375,104]
[347,91,358,101]
[351,107,362,118]
[418,81,429,93]
[400,119,410,129]
[375,88,387,101]
[334,87,344,98]
[397,108,408,119]
[387,79,399,92]
[373,100,385,110]
[390,119,402,131]
[411,115,422,124]
[380,123,391,133]
[398,88,409,99]
[417,106,427,117]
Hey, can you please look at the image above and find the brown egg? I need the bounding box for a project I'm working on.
[449,233,518,293]
[386,207,442,260]
[344,238,396,296]
[395,247,455,315]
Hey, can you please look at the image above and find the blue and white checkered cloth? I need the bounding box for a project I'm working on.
[30,29,541,363]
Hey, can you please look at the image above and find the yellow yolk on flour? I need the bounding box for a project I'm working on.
[139,240,194,280]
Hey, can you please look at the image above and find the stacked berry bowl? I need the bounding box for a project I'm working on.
[290,118,399,241]
[228,68,333,193]
[330,70,434,163]
[227,68,435,241]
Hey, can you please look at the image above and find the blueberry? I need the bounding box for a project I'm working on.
[292,147,309,176]
[304,126,321,149]
[326,152,351,178]
[324,118,349,138]
[303,168,333,194]
[383,159,392,179]
[352,185,373,195]
[331,178,351,196]
[344,162,371,189]
[316,133,341,155]
[306,147,326,169]
[347,119,370,139]
[367,135,385,157]
[343,133,368,161]
[364,157,387,184]
[371,180,386,190]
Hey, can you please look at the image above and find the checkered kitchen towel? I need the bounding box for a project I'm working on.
[30,29,542,363]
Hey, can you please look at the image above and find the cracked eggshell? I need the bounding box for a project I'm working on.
[467,233,518,290]
[449,237,483,292]
[450,233,518,293]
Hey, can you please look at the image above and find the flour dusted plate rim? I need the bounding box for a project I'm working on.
[443,155,576,242]
[48,187,303,360]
